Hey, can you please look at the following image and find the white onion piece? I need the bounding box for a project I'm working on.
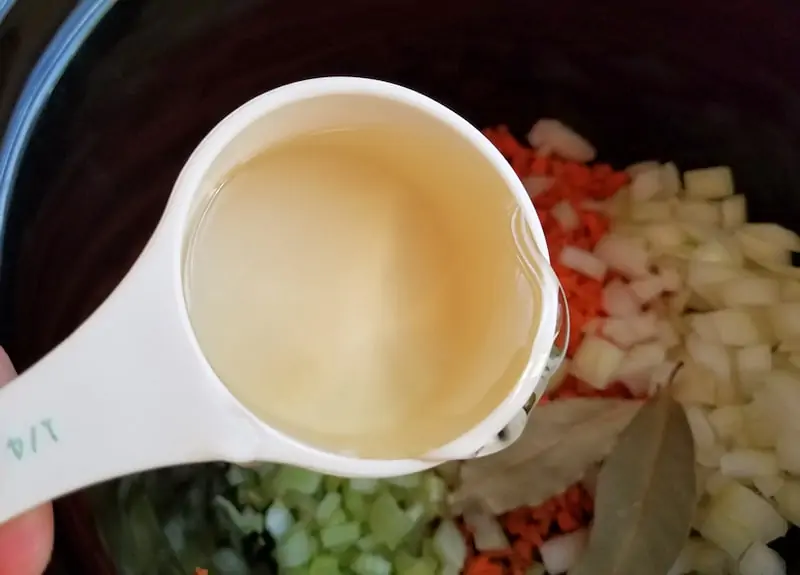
[707,309,763,347]
[743,397,780,449]
[629,200,674,223]
[705,471,734,496]
[686,334,731,383]
[675,200,720,226]
[559,246,608,281]
[685,406,717,450]
[659,267,682,292]
[739,542,786,575]
[740,223,800,252]
[570,336,625,390]
[603,313,658,348]
[581,318,603,335]
[522,175,554,198]
[736,346,772,396]
[711,482,787,545]
[463,507,510,552]
[720,450,779,479]
[683,166,735,200]
[775,428,800,474]
[601,279,641,317]
[693,238,744,267]
[775,480,800,526]
[614,341,667,381]
[737,226,795,266]
[643,223,686,251]
[538,529,588,574]
[630,169,663,202]
[656,320,681,349]
[660,162,681,198]
[721,195,747,229]
[625,160,660,178]
[551,201,580,232]
[527,119,596,163]
[707,405,744,444]
[594,235,650,278]
[753,475,785,499]
[629,275,665,304]
[720,276,781,307]
[671,361,718,406]
[768,303,800,340]
[781,280,800,302]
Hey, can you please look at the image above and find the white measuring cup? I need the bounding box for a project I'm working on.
[0,77,561,524]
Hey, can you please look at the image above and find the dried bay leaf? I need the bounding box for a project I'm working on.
[451,398,643,514]
[570,392,696,575]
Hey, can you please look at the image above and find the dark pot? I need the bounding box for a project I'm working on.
[2,0,800,573]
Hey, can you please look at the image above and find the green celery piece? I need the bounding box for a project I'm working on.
[368,492,414,550]
[387,473,422,489]
[212,496,263,535]
[225,466,249,487]
[404,502,426,525]
[352,553,392,575]
[283,491,319,521]
[321,522,362,549]
[328,508,348,526]
[277,528,313,568]
[316,492,343,524]
[423,474,446,507]
[349,477,379,493]
[254,462,277,477]
[212,548,250,575]
[274,466,324,496]
[344,490,369,521]
[325,475,345,492]
[402,558,438,575]
[394,551,418,572]
[356,534,378,551]
[310,555,342,575]
[265,500,294,540]
[236,485,269,510]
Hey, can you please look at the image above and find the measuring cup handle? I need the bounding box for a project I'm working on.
[0,252,246,524]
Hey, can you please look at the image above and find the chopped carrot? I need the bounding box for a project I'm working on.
[461,126,632,573]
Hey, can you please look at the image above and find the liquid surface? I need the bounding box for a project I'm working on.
[185,125,542,458]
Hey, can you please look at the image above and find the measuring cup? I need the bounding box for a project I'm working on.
[0,77,562,524]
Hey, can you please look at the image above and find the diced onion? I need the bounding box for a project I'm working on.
[684,166,735,200]
[539,529,588,574]
[707,405,744,443]
[433,519,468,570]
[552,201,581,232]
[753,475,785,499]
[719,450,779,479]
[570,336,626,390]
[614,341,667,381]
[594,235,650,278]
[522,175,554,198]
[603,313,658,348]
[675,201,720,226]
[625,160,660,178]
[629,275,665,304]
[630,168,663,202]
[559,246,608,281]
[721,195,747,229]
[720,276,781,307]
[661,162,682,198]
[629,200,674,223]
[775,480,800,526]
[685,406,717,450]
[463,508,509,552]
[775,429,800,474]
[602,279,641,317]
[739,542,786,575]
[768,303,800,340]
[527,119,596,163]
[686,334,731,383]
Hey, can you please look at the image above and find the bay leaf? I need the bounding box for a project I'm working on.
[450,398,643,514]
[570,392,696,575]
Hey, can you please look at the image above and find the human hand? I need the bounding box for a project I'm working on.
[0,347,53,575]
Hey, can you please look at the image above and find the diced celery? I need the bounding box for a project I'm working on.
[321,522,362,549]
[328,508,348,526]
[212,548,250,575]
[401,558,438,575]
[433,519,468,570]
[309,555,341,575]
[349,477,379,493]
[254,462,277,477]
[394,550,418,572]
[344,490,369,521]
[352,553,393,575]
[265,500,294,540]
[325,475,345,492]
[423,474,447,506]
[316,492,342,524]
[274,466,323,496]
[276,529,313,568]
[369,492,414,549]
[213,496,263,535]
[388,474,422,489]
[225,466,249,486]
[357,535,378,551]
[283,492,319,520]
[236,485,269,510]
[405,502,426,525]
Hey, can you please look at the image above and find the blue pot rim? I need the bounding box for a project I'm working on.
[0,0,115,265]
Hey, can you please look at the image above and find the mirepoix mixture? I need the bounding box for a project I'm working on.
[97,119,800,575]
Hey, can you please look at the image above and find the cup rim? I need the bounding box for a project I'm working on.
[165,76,560,472]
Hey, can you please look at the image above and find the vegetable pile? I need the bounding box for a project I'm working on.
[97,118,800,575]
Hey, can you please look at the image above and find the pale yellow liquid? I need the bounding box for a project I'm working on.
[184,125,542,459]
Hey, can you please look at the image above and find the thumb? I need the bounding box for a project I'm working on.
[0,348,54,575]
